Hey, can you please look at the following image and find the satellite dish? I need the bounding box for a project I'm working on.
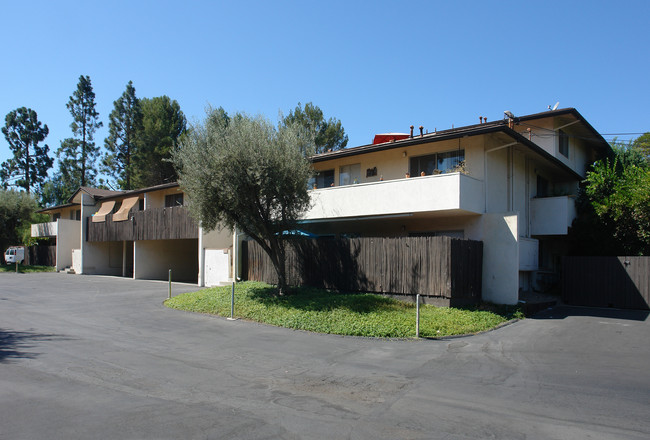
[552,102,560,111]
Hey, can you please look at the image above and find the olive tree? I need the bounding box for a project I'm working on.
[173,108,315,294]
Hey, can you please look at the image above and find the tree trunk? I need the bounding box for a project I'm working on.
[268,238,287,295]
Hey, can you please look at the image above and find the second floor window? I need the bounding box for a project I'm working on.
[559,130,569,158]
[339,164,361,186]
[311,169,334,188]
[410,150,465,176]
[165,193,184,207]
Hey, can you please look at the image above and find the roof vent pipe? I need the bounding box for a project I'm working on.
[419,125,424,137]
[409,125,414,138]
[479,116,483,124]
[484,117,487,123]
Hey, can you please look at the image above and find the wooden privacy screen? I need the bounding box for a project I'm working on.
[243,236,483,304]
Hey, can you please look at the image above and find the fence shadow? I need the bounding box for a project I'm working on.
[531,305,649,322]
[0,328,72,363]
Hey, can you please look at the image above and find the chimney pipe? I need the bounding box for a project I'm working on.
[419,125,424,137]
[483,117,487,123]
[409,125,414,138]
[527,128,532,140]
[479,116,483,124]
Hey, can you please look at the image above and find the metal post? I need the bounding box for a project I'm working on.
[227,281,236,320]
[15,261,18,274]
[168,269,172,300]
[416,294,420,338]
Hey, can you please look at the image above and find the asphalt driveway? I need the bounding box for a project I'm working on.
[1,273,649,439]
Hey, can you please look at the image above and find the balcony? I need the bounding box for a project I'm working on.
[87,206,198,242]
[32,221,58,237]
[530,196,576,235]
[303,173,484,221]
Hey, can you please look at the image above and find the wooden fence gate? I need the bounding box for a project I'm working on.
[562,256,650,310]
[25,245,56,266]
[243,236,483,306]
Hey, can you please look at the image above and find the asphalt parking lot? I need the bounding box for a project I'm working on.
[1,273,649,439]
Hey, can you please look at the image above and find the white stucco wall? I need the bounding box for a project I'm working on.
[79,193,100,274]
[134,239,198,282]
[82,241,123,276]
[485,147,509,213]
[530,196,576,235]
[482,212,519,305]
[55,219,80,270]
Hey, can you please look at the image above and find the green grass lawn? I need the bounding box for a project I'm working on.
[165,281,523,338]
[0,264,56,273]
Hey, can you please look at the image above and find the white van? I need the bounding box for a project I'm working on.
[4,246,25,264]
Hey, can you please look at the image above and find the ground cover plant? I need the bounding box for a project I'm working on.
[0,264,55,273]
[165,281,523,338]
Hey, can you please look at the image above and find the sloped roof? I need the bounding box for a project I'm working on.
[311,107,612,171]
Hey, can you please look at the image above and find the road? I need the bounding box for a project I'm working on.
[1,273,649,439]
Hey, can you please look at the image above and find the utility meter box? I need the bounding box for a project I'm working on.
[4,246,25,264]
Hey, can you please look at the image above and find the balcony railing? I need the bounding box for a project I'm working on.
[302,172,484,221]
[32,221,58,237]
[87,206,198,242]
[530,196,576,235]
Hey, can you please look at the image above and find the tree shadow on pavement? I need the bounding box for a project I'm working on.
[0,328,72,363]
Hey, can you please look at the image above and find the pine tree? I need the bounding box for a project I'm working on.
[102,81,142,190]
[56,75,103,188]
[0,107,53,194]
[132,96,187,188]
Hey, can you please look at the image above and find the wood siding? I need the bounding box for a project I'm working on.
[86,206,198,242]
[244,236,483,306]
[562,256,650,310]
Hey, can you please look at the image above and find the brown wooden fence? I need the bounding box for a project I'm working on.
[243,236,483,306]
[562,256,650,310]
[25,245,56,266]
[87,206,198,242]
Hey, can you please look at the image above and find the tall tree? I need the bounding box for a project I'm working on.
[570,137,650,255]
[57,75,103,187]
[632,132,650,160]
[283,102,347,154]
[0,189,38,252]
[102,81,142,190]
[173,109,315,294]
[0,107,52,194]
[132,96,186,188]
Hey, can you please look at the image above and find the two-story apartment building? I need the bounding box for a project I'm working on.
[297,108,611,304]
[32,107,610,305]
[32,183,233,287]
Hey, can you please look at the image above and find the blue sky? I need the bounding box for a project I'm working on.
[1,0,648,173]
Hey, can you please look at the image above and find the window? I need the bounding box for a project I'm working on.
[339,164,361,186]
[410,150,465,176]
[139,199,144,211]
[559,130,569,158]
[312,169,334,188]
[165,193,184,207]
[52,213,61,221]
[76,210,81,220]
[536,175,549,198]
